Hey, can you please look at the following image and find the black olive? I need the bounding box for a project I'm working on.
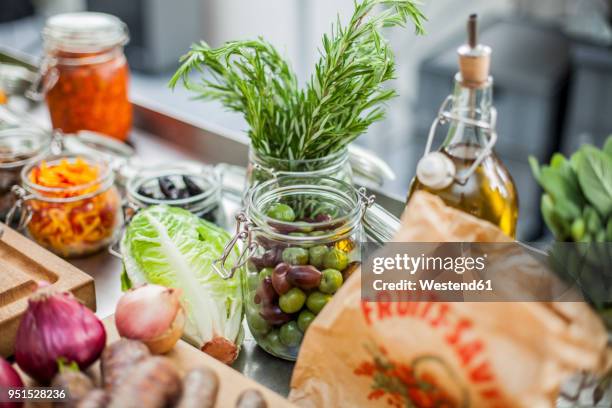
[137,186,154,198]
[178,188,190,199]
[200,205,219,223]
[182,176,204,196]
[158,176,179,199]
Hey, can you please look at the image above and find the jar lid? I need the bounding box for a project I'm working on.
[63,130,134,171]
[0,127,52,168]
[43,12,129,53]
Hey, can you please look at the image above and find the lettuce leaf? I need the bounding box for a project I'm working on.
[120,205,243,358]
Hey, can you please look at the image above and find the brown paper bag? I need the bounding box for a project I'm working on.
[289,192,610,408]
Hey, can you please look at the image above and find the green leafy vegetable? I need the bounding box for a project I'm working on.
[530,136,612,241]
[572,145,612,217]
[169,0,426,161]
[532,136,612,329]
[120,205,243,359]
[604,137,612,157]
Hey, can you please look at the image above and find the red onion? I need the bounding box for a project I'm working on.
[0,358,23,408]
[15,291,106,383]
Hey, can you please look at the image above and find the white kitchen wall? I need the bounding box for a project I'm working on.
[201,0,355,80]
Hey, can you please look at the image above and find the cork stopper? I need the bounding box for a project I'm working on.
[457,14,491,88]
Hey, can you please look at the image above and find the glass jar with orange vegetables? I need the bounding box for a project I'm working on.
[34,12,132,141]
[7,154,123,258]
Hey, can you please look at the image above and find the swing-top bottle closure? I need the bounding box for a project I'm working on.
[416,14,497,191]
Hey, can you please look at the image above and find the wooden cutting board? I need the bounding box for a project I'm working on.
[18,317,294,407]
[0,224,96,357]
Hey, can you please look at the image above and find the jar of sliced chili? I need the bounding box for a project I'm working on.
[39,12,132,141]
[8,154,123,258]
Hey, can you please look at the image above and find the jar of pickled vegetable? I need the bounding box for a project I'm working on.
[8,154,123,258]
[125,163,223,225]
[214,176,374,360]
[36,12,132,141]
[0,127,54,220]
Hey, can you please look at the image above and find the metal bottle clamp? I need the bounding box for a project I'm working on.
[5,185,33,231]
[212,187,375,280]
[417,95,498,190]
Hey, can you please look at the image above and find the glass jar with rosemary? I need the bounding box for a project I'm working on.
[170,0,425,187]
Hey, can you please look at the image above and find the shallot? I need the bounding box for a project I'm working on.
[115,284,184,354]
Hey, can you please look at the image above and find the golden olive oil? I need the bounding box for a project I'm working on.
[409,142,518,237]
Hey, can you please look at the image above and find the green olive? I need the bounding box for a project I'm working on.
[247,259,259,272]
[263,329,285,354]
[297,310,316,332]
[295,222,314,233]
[266,203,296,222]
[319,268,343,294]
[306,291,331,314]
[309,245,328,269]
[247,308,270,336]
[323,248,349,271]
[248,274,260,291]
[279,287,306,313]
[258,267,274,282]
[282,247,309,265]
[279,321,303,347]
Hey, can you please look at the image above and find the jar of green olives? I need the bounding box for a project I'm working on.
[214,176,374,360]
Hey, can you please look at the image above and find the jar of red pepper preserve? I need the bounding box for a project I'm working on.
[38,12,132,142]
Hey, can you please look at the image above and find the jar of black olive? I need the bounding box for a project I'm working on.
[125,163,223,225]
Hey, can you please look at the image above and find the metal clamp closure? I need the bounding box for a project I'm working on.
[357,187,376,220]
[422,95,498,186]
[26,56,59,101]
[212,212,259,280]
[5,185,33,231]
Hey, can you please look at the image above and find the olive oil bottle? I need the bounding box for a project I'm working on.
[408,14,518,237]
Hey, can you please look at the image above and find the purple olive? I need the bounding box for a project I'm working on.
[262,248,282,267]
[315,213,332,223]
[259,304,292,325]
[272,263,292,295]
[287,265,322,290]
[256,235,287,251]
[254,277,277,306]
[249,256,264,271]
[268,221,300,234]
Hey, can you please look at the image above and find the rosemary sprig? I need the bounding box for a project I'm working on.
[170,0,425,161]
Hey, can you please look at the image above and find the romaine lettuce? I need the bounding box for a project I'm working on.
[120,205,243,363]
